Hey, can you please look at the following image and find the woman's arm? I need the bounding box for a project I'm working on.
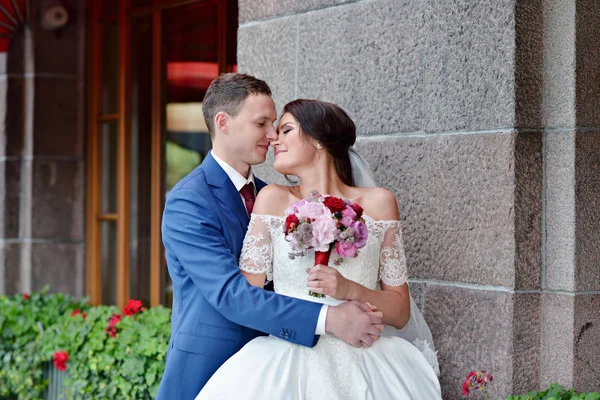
[239,184,290,288]
[307,188,411,329]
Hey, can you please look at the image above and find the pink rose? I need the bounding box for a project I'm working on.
[297,201,328,220]
[311,215,337,252]
[335,241,357,258]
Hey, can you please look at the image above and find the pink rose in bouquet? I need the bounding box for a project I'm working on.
[283,190,369,297]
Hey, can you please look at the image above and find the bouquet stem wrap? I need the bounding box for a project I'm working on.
[309,249,332,298]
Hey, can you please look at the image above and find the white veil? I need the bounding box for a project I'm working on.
[349,148,440,376]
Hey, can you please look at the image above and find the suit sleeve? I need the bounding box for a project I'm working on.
[162,188,321,347]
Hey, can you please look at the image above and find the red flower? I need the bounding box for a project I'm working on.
[70,309,81,317]
[323,196,346,213]
[104,324,118,338]
[285,214,299,233]
[108,313,122,326]
[53,351,68,372]
[23,293,29,301]
[105,313,122,337]
[82,313,87,320]
[350,203,364,218]
[123,299,144,316]
[461,381,471,396]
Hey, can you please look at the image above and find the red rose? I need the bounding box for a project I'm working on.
[285,214,299,233]
[23,293,29,301]
[123,299,144,316]
[53,350,68,372]
[82,313,87,320]
[350,203,364,218]
[70,309,81,317]
[323,196,346,213]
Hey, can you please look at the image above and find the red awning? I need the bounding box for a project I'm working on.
[0,0,26,53]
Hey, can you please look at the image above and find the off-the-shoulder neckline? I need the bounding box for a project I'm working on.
[250,213,400,224]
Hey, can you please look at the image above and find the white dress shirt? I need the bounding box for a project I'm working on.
[211,151,328,336]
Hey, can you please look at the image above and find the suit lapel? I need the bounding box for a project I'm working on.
[255,177,268,193]
[204,152,249,231]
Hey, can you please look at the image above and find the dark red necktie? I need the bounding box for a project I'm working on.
[240,183,255,216]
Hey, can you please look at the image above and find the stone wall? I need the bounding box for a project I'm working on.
[0,0,87,297]
[240,0,600,397]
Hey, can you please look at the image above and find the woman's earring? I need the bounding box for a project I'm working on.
[316,142,322,149]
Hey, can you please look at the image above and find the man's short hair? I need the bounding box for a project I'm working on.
[202,73,272,138]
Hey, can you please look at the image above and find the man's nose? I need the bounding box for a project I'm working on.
[266,126,277,141]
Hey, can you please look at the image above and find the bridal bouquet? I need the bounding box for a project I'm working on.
[283,190,368,298]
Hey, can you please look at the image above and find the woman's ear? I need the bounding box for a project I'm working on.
[215,112,229,134]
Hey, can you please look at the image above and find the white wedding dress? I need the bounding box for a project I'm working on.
[196,214,442,400]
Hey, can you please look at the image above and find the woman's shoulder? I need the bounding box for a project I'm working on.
[353,187,399,221]
[254,184,298,215]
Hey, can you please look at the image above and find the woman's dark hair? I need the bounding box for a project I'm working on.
[282,99,356,186]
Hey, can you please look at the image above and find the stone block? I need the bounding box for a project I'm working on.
[5,77,25,157]
[514,0,545,129]
[31,159,84,239]
[0,241,20,295]
[574,131,600,291]
[575,1,600,127]
[425,286,540,399]
[8,0,86,76]
[239,0,357,23]
[31,242,84,296]
[33,77,84,156]
[540,293,574,389]
[296,0,424,135]
[423,0,516,133]
[2,160,21,239]
[512,293,541,393]
[544,132,576,291]
[513,132,543,290]
[355,133,518,287]
[238,17,297,116]
[573,294,600,391]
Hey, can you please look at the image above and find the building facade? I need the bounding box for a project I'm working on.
[1,0,599,398]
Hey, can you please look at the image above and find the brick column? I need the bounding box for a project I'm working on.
[0,1,87,297]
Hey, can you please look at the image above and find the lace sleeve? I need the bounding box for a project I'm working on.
[378,221,408,286]
[239,214,275,281]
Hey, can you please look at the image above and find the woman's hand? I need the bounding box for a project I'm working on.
[307,265,354,300]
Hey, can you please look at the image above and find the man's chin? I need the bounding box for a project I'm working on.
[249,155,268,166]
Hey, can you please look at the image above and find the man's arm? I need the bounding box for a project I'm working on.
[164,188,322,346]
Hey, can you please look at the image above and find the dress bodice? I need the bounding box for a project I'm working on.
[239,214,408,304]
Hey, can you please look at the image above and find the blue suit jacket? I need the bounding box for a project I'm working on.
[156,152,322,400]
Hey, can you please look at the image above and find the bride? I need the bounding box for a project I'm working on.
[196,99,441,399]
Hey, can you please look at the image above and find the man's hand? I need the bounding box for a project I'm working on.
[325,301,384,348]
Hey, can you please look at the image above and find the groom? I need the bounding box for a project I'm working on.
[156,73,383,400]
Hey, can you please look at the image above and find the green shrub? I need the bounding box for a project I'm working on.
[506,383,600,400]
[0,287,88,400]
[39,301,171,399]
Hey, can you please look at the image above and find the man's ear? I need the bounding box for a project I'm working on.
[215,112,229,134]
